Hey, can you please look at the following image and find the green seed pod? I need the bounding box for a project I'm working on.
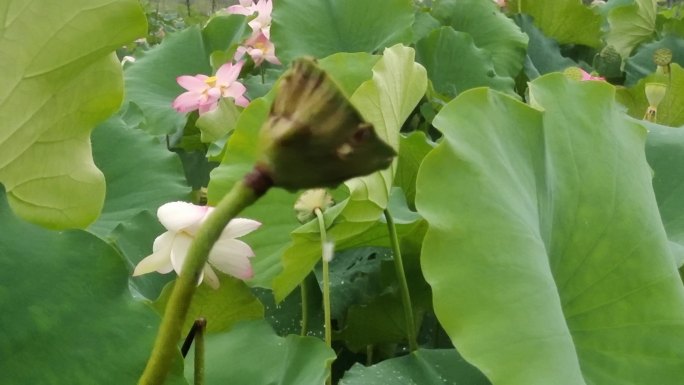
[294,188,334,223]
[645,82,668,108]
[653,48,673,67]
[563,67,584,81]
[257,58,396,190]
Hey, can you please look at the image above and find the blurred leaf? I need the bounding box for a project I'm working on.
[202,13,249,54]
[606,0,657,58]
[395,132,434,209]
[195,98,241,143]
[416,27,515,97]
[432,0,528,79]
[417,74,684,384]
[509,0,601,47]
[339,349,490,385]
[514,14,574,79]
[271,0,414,64]
[88,116,190,238]
[155,275,264,335]
[0,0,146,229]
[185,320,335,385]
[616,63,684,127]
[0,188,186,384]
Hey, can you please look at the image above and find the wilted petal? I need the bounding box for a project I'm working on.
[158,201,208,232]
[208,238,255,279]
[170,232,194,274]
[133,233,174,276]
[202,265,221,289]
[177,75,208,92]
[220,218,261,239]
[217,61,244,85]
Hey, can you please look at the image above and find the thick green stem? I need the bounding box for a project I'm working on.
[300,280,309,336]
[315,208,333,385]
[384,209,418,352]
[194,318,206,385]
[138,175,266,385]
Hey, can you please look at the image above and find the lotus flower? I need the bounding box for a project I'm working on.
[172,61,249,115]
[234,31,281,66]
[133,201,261,288]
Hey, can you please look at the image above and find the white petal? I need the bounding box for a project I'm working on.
[157,201,208,232]
[220,218,261,239]
[208,238,255,279]
[133,243,173,276]
[170,233,194,275]
[202,265,221,289]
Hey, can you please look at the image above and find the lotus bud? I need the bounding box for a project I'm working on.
[256,58,396,190]
[294,189,334,224]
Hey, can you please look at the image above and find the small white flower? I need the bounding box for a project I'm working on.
[133,201,261,289]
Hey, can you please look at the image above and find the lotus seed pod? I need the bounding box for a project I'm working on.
[257,58,396,190]
[594,46,622,78]
[294,189,334,224]
[563,67,583,81]
[653,48,673,67]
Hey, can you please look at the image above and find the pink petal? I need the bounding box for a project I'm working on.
[172,91,201,113]
[157,201,208,232]
[208,238,255,279]
[198,99,219,115]
[216,61,244,84]
[234,46,248,61]
[170,232,194,274]
[177,75,208,92]
[226,5,254,15]
[220,218,262,239]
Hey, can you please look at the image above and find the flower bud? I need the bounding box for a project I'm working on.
[256,58,396,190]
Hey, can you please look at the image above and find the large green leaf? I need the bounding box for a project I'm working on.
[0,0,146,229]
[606,0,658,59]
[339,349,489,385]
[395,132,434,210]
[185,320,335,385]
[431,0,528,79]
[0,188,186,384]
[616,63,684,127]
[416,75,684,384]
[87,115,190,238]
[514,14,575,79]
[510,0,601,47]
[415,27,515,96]
[272,45,427,301]
[270,0,414,64]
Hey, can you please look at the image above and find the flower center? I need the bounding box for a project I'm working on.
[204,76,218,87]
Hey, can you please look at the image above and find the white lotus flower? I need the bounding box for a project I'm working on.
[133,201,261,289]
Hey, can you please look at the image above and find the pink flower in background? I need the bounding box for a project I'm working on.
[580,69,605,82]
[172,61,249,114]
[234,31,281,66]
[133,201,261,289]
[226,0,256,15]
[227,0,273,37]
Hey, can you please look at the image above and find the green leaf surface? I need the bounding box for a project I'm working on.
[431,0,528,79]
[0,188,186,384]
[185,320,335,385]
[645,122,684,266]
[416,27,515,97]
[272,45,427,301]
[416,75,684,385]
[616,63,684,127]
[510,0,601,47]
[339,349,490,385]
[123,26,211,135]
[0,0,146,229]
[606,0,658,59]
[88,115,190,238]
[514,14,575,79]
[155,275,264,335]
[395,132,434,209]
[271,0,414,64]
[201,13,249,54]
[624,34,684,86]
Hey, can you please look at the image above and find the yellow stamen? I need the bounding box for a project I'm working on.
[204,76,217,87]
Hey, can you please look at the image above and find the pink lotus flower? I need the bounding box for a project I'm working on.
[133,201,261,288]
[234,31,281,66]
[227,0,273,37]
[172,61,249,115]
